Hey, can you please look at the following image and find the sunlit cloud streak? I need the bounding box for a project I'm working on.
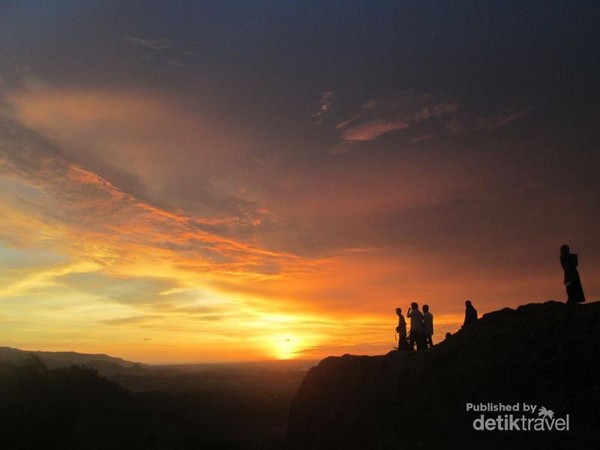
[333,91,529,152]
[333,92,458,152]
[0,130,300,277]
[5,85,275,228]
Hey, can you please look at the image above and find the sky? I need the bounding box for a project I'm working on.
[0,1,599,363]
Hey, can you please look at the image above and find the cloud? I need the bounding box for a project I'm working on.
[0,261,100,298]
[312,90,334,123]
[333,92,458,152]
[338,118,409,142]
[447,105,530,134]
[0,109,302,285]
[124,36,173,51]
[5,85,271,228]
[123,35,192,69]
[333,91,529,152]
[101,315,157,327]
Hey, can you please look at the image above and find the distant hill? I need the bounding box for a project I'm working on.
[0,346,146,376]
[288,301,600,450]
[0,350,307,449]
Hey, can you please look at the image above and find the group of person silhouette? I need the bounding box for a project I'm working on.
[395,300,477,351]
[394,244,586,351]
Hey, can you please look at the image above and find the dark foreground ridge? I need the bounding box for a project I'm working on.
[0,354,306,449]
[288,301,600,450]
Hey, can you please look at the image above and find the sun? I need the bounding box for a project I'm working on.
[273,335,301,360]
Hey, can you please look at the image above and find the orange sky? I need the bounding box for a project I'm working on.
[1,2,598,363]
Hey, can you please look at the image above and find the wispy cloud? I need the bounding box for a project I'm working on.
[447,105,531,134]
[333,92,458,152]
[339,118,409,142]
[333,91,529,153]
[124,36,173,51]
[123,35,193,69]
[5,86,272,230]
[312,90,334,123]
[101,315,158,327]
[0,92,313,307]
[1,148,299,278]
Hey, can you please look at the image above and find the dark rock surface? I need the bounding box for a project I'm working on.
[288,301,600,450]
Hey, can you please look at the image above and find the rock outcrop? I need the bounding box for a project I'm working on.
[288,301,600,449]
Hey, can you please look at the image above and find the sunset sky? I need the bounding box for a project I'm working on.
[1,1,598,363]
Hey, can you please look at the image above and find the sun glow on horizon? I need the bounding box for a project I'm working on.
[272,335,304,360]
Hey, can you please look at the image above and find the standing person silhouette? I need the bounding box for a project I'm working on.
[407,302,425,351]
[560,244,586,304]
[462,300,478,328]
[395,308,408,351]
[422,305,434,349]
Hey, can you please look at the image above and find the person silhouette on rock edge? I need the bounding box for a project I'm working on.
[463,300,478,328]
[560,244,585,304]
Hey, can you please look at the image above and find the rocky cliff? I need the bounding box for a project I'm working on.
[288,301,600,450]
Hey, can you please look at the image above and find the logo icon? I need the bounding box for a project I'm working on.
[537,406,554,419]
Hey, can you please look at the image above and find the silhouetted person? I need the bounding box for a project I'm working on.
[462,300,478,328]
[445,332,452,341]
[407,302,425,351]
[422,305,434,349]
[560,244,585,304]
[395,308,408,351]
